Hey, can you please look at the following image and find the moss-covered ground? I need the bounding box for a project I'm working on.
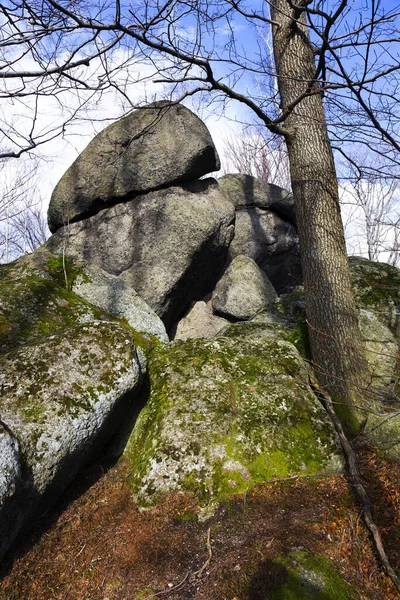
[1,441,399,599]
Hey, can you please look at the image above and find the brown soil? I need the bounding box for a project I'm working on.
[1,442,399,600]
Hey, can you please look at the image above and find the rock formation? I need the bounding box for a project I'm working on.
[1,103,399,562]
[47,179,235,330]
[48,102,221,232]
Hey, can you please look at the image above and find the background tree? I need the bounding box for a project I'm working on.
[0,157,48,262]
[341,161,400,267]
[222,128,291,188]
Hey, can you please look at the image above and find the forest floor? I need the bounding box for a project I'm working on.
[1,439,399,600]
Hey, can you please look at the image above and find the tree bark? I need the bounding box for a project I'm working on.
[270,0,372,432]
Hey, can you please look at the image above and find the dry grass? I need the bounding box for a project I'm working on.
[1,443,399,600]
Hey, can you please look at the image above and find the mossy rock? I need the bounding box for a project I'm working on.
[0,321,142,560]
[13,248,168,344]
[0,258,111,354]
[349,256,400,340]
[268,551,355,599]
[125,329,343,510]
[0,255,158,358]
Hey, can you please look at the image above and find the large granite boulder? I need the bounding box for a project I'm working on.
[0,321,141,561]
[211,255,277,320]
[349,256,400,340]
[219,173,295,224]
[15,249,168,344]
[48,103,220,232]
[46,179,235,330]
[125,322,343,512]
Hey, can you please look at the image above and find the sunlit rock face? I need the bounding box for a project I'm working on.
[48,102,221,233]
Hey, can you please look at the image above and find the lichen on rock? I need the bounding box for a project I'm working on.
[0,320,142,560]
[125,325,343,511]
[268,551,356,599]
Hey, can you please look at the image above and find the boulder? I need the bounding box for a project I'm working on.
[229,206,301,293]
[0,321,141,560]
[46,179,235,330]
[125,323,342,511]
[48,103,220,232]
[219,173,295,224]
[267,551,356,599]
[15,249,168,344]
[349,256,400,340]
[211,255,277,320]
[0,259,114,354]
[173,300,229,341]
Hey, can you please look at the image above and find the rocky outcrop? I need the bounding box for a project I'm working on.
[0,321,141,560]
[16,248,168,343]
[47,179,235,329]
[211,255,277,320]
[4,102,400,568]
[125,321,343,511]
[48,103,220,232]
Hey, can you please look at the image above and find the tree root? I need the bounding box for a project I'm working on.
[320,390,400,593]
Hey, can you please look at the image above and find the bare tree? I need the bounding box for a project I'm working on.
[341,162,400,266]
[0,157,49,262]
[222,128,291,189]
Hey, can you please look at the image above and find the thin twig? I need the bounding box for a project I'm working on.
[141,571,190,600]
[193,527,212,579]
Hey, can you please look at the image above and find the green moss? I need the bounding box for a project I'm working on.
[288,322,311,359]
[46,254,90,290]
[125,333,343,508]
[0,260,158,360]
[269,551,356,599]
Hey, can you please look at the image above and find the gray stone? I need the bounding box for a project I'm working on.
[46,179,235,330]
[0,321,141,560]
[219,173,295,224]
[212,255,277,320]
[365,413,400,461]
[125,329,342,513]
[173,300,229,341]
[229,206,301,293]
[358,308,399,398]
[0,424,23,560]
[349,256,400,340]
[48,103,220,232]
[71,261,168,343]
[14,248,168,344]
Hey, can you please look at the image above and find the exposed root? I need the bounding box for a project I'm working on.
[319,388,400,593]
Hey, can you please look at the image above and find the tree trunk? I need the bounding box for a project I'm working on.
[270,0,372,432]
